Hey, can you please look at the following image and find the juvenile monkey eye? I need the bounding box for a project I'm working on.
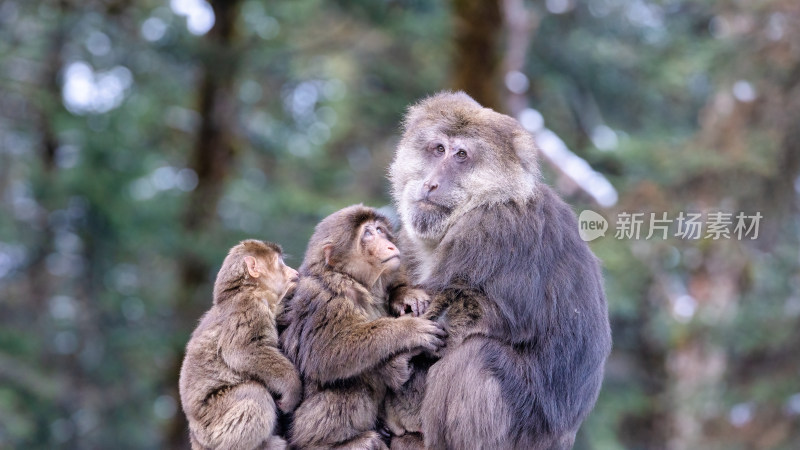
[456,149,468,159]
[434,144,445,154]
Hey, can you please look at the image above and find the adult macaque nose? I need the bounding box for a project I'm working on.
[423,180,439,192]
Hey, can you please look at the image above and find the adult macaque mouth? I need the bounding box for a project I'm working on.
[417,199,450,212]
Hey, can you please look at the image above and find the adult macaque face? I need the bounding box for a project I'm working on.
[408,136,477,237]
[391,93,539,245]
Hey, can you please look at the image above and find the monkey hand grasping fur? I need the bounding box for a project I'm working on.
[280,205,446,450]
[179,240,302,450]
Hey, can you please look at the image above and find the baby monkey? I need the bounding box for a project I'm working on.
[281,205,446,450]
[179,240,302,450]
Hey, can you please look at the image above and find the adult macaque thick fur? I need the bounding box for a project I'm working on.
[387,91,612,449]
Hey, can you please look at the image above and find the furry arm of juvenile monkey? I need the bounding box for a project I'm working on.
[309,314,442,383]
[220,320,302,412]
[296,281,445,384]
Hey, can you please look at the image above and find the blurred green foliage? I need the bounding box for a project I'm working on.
[1,0,799,449]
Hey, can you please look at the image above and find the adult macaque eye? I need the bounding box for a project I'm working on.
[456,149,468,160]
[363,229,373,239]
[434,144,445,155]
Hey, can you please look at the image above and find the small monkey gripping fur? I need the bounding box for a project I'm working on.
[179,240,301,450]
[280,205,446,450]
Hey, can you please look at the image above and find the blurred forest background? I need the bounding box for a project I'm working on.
[1,0,799,448]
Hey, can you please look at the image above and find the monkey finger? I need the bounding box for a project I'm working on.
[421,322,448,338]
[423,338,446,353]
[417,299,430,316]
[395,302,407,316]
[411,300,420,317]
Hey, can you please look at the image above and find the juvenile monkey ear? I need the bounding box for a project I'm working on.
[244,256,261,278]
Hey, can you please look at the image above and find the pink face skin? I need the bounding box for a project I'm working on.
[418,137,471,203]
[245,254,299,301]
[359,220,401,273]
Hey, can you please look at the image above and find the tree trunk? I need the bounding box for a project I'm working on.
[450,0,503,111]
[165,1,244,447]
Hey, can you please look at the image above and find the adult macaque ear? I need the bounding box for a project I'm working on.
[512,129,540,179]
[323,245,334,266]
[244,256,261,278]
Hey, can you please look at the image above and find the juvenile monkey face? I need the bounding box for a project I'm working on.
[249,254,299,300]
[276,257,300,299]
[358,220,401,273]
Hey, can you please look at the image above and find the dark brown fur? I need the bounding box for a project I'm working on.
[388,92,612,449]
[280,205,445,450]
[179,240,301,450]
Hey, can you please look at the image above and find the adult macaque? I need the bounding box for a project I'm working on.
[179,240,302,450]
[280,205,446,450]
[387,92,612,449]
